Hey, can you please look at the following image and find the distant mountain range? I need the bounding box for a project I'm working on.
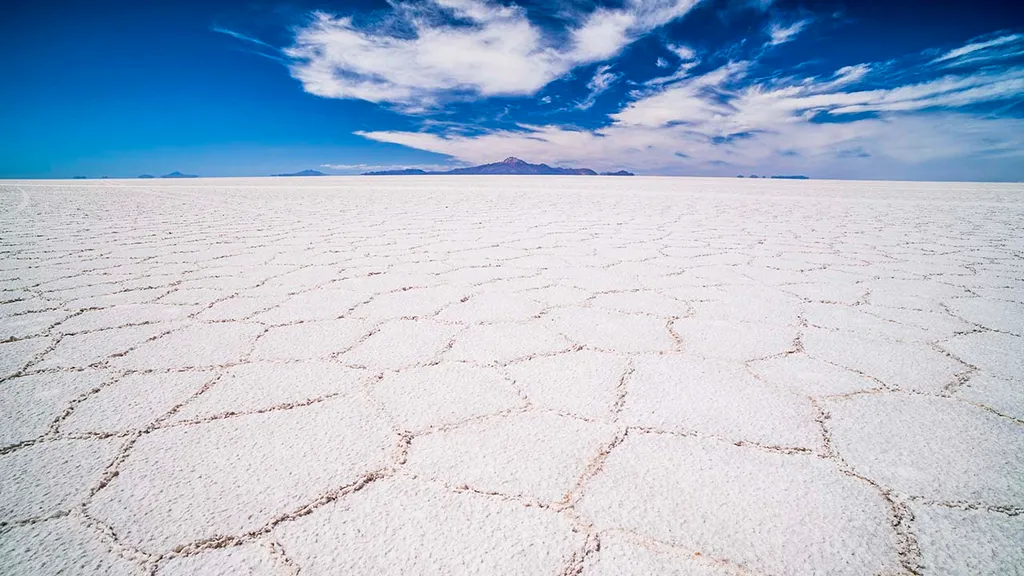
[70,162,637,179]
[272,169,326,177]
[364,157,631,176]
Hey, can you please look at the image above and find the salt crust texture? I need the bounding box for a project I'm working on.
[1,177,1022,575]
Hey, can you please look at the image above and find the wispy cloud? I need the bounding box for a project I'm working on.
[213,26,287,63]
[668,44,698,61]
[213,26,278,50]
[826,64,872,88]
[767,19,810,46]
[576,65,619,110]
[933,32,1024,69]
[569,0,701,62]
[284,0,701,108]
[646,44,700,85]
[931,33,1024,65]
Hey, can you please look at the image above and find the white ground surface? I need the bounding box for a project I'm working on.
[1,176,1022,575]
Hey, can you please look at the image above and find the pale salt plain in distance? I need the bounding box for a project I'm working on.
[0,176,1022,575]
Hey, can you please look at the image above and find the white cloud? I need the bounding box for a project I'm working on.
[286,6,558,107]
[570,0,700,61]
[358,111,1024,180]
[576,65,619,110]
[668,44,698,61]
[622,61,749,125]
[656,57,670,68]
[286,0,701,108]
[767,19,810,46]
[826,64,872,88]
[646,44,701,86]
[931,33,1024,65]
[826,69,1024,115]
[569,9,636,62]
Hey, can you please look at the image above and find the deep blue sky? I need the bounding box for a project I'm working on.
[2,0,1023,180]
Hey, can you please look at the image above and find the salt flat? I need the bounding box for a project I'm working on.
[1,176,1022,575]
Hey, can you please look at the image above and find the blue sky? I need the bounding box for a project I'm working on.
[2,0,1023,180]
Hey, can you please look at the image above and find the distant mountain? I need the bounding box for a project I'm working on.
[770,175,810,180]
[138,174,155,179]
[601,170,634,176]
[161,171,198,178]
[72,176,88,179]
[448,157,597,175]
[272,169,327,177]
[363,157,609,176]
[364,168,428,175]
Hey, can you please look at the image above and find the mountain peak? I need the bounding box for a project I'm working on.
[501,157,526,165]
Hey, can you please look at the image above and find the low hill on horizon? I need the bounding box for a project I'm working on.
[161,171,198,178]
[364,168,429,175]
[272,169,327,177]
